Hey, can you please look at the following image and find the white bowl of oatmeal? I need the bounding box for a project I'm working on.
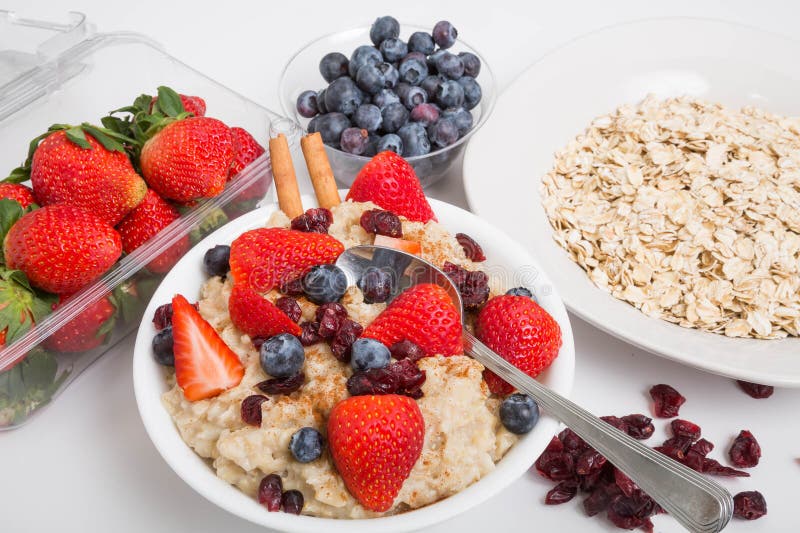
[133,193,575,532]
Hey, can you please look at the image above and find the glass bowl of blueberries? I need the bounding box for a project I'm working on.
[279,16,496,187]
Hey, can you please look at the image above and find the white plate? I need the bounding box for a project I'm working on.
[133,194,575,533]
[463,17,800,387]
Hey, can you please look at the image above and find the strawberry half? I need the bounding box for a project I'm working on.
[475,295,562,395]
[228,284,301,338]
[229,227,344,292]
[0,183,36,209]
[346,151,436,223]
[362,283,462,357]
[328,394,424,512]
[43,294,116,353]
[171,293,244,401]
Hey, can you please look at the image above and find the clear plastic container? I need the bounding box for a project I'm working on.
[0,10,300,429]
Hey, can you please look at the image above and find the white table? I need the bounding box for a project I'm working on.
[2,1,798,532]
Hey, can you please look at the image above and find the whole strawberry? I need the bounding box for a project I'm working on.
[228,284,301,338]
[476,295,562,395]
[4,204,122,294]
[43,294,116,353]
[0,183,36,209]
[140,117,234,203]
[30,129,147,225]
[116,188,189,273]
[228,127,266,178]
[229,227,344,292]
[328,394,424,512]
[150,93,206,117]
[362,283,462,357]
[346,151,436,223]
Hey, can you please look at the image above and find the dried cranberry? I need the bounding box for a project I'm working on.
[241,395,269,426]
[736,380,774,399]
[535,450,575,481]
[559,428,589,456]
[702,458,749,477]
[252,335,268,349]
[358,268,393,304]
[671,419,702,440]
[330,319,363,362]
[733,490,767,520]
[442,262,489,310]
[545,480,578,505]
[299,321,323,346]
[316,302,348,339]
[347,367,400,395]
[683,449,705,472]
[649,383,685,418]
[281,489,305,514]
[606,492,657,531]
[290,207,333,233]
[662,435,694,454]
[455,232,486,262]
[152,303,174,330]
[613,468,639,498]
[257,473,283,511]
[729,430,761,468]
[389,339,425,362]
[275,296,302,323]
[583,485,613,516]
[360,209,403,238]
[279,275,305,296]
[690,438,714,457]
[654,445,685,462]
[576,449,607,476]
[579,465,609,492]
[621,414,654,440]
[542,435,564,454]
[256,372,305,395]
[391,358,426,396]
[600,415,629,433]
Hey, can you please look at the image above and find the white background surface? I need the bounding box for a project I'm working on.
[1,1,798,532]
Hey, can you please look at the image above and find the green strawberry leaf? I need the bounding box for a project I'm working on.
[81,124,126,153]
[155,86,185,118]
[65,126,91,149]
[3,166,30,184]
[0,266,57,344]
[0,198,24,262]
[0,348,70,426]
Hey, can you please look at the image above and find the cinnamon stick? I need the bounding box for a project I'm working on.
[268,133,304,219]
[301,132,341,209]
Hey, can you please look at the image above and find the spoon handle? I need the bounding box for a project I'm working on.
[463,331,733,533]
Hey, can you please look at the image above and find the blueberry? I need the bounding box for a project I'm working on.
[307,116,319,134]
[379,38,408,63]
[364,133,380,157]
[458,52,481,77]
[355,63,386,95]
[381,102,410,133]
[432,21,458,49]
[410,103,440,127]
[259,333,304,379]
[319,52,349,83]
[316,89,328,113]
[402,86,427,110]
[348,45,383,79]
[436,80,465,108]
[302,264,348,304]
[408,31,435,55]
[376,133,403,155]
[394,82,412,102]
[325,77,363,115]
[152,326,174,366]
[397,122,431,157]
[203,245,230,277]
[427,49,446,73]
[420,75,445,100]
[340,127,370,155]
[457,76,482,110]
[313,112,350,146]
[399,55,429,86]
[358,268,393,303]
[354,104,382,132]
[289,427,324,463]
[506,287,535,299]
[435,52,465,80]
[499,393,540,434]
[295,90,318,118]
[372,88,400,110]
[381,62,399,89]
[428,117,459,148]
[442,106,473,135]
[350,338,391,371]
[370,16,400,46]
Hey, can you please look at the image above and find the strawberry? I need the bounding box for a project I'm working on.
[328,394,424,512]
[140,117,234,203]
[29,128,147,225]
[0,183,36,208]
[171,293,244,401]
[116,189,189,273]
[228,284,301,338]
[43,294,116,353]
[362,283,462,357]
[228,127,266,178]
[346,151,436,223]
[4,204,122,294]
[229,228,344,292]
[475,295,562,395]
[150,93,206,117]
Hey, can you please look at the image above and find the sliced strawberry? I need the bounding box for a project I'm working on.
[373,234,421,255]
[228,284,301,338]
[171,294,244,401]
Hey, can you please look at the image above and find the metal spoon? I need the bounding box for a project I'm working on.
[336,245,733,533]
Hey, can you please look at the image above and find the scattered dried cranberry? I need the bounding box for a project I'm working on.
[330,319,363,362]
[316,302,348,339]
[251,335,268,349]
[290,207,333,233]
[671,419,702,440]
[736,380,774,399]
[281,489,305,514]
[256,372,305,395]
[559,428,589,456]
[442,261,489,309]
[299,321,323,346]
[545,480,579,505]
[583,484,614,516]
[613,469,639,498]
[654,444,685,462]
[729,430,761,468]
[576,449,607,476]
[257,473,283,511]
[389,339,425,362]
[358,268,393,303]
[733,490,767,520]
[347,367,400,396]
[152,303,174,330]
[455,232,486,262]
[600,415,628,432]
[662,435,694,455]
[701,458,749,477]
[241,395,269,426]
[690,438,714,457]
[649,384,685,418]
[279,275,305,296]
[621,414,654,440]
[535,449,575,482]
[607,493,656,531]
[392,358,426,397]
[360,209,403,238]
[275,296,302,323]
